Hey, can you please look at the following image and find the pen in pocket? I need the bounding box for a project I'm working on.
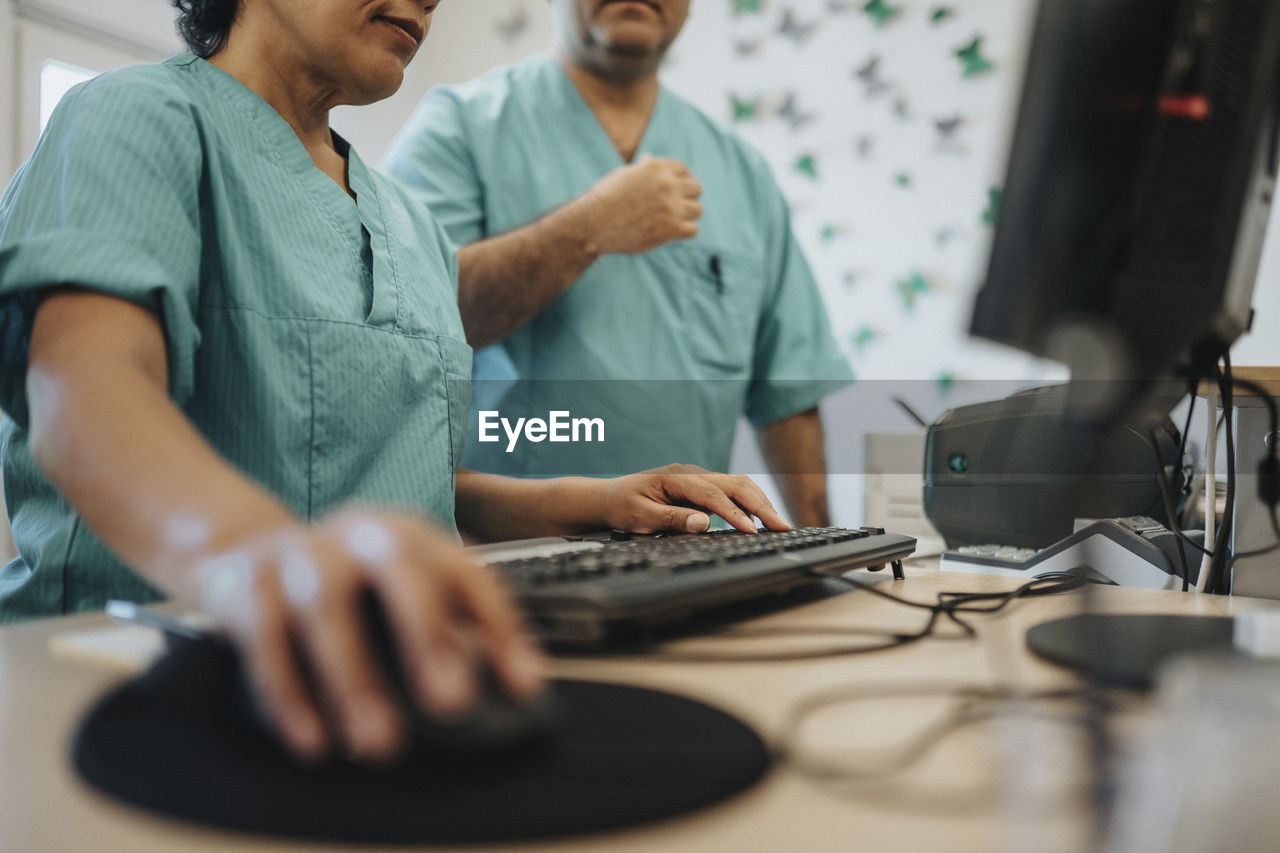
[709,255,724,296]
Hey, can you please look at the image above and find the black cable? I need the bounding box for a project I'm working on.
[1147,429,1193,591]
[1208,357,1238,594]
[773,681,1137,809]
[1175,389,1205,533]
[1031,569,1117,588]
[819,569,1089,640]
[1147,385,1234,571]
[610,570,1090,663]
[771,577,1125,804]
[1224,507,1280,580]
[892,396,930,428]
[623,621,944,663]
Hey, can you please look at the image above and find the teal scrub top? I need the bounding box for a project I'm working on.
[0,56,472,619]
[382,53,853,479]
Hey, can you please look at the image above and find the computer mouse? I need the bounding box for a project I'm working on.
[229,591,562,763]
[358,592,562,761]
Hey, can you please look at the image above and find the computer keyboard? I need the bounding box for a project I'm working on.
[477,527,917,647]
[942,543,1042,570]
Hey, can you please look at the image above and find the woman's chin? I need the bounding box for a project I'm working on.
[348,66,407,106]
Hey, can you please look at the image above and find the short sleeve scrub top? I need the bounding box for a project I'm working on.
[0,56,471,619]
[381,54,854,480]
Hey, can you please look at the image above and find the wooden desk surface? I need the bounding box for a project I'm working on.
[1197,365,1280,397]
[0,567,1244,853]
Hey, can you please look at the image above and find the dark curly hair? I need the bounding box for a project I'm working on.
[171,0,238,59]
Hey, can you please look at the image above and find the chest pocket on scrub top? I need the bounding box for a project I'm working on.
[305,321,471,524]
[663,243,766,376]
[436,334,474,472]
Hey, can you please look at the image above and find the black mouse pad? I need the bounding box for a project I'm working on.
[1026,613,1236,689]
[72,638,770,844]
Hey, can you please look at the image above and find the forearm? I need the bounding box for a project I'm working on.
[455,470,602,542]
[27,300,544,762]
[0,481,14,563]
[457,155,704,348]
[757,408,832,528]
[457,198,600,348]
[27,295,296,601]
[456,463,792,542]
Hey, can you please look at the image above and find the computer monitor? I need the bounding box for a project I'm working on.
[969,0,1280,688]
[972,0,1280,424]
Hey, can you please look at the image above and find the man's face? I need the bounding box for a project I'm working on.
[553,0,691,79]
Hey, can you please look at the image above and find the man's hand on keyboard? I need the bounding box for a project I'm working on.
[600,464,791,534]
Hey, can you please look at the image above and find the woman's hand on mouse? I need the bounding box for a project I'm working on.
[191,508,545,762]
[596,464,790,534]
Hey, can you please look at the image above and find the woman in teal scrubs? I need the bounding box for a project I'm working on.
[0,0,786,761]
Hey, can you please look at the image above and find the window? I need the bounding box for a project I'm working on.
[10,17,165,181]
[39,60,95,133]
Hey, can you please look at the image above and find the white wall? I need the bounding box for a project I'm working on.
[1233,206,1280,367]
[1,0,16,178]
[2,0,177,184]
[15,0,176,53]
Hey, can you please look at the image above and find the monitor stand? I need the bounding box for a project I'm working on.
[1026,613,1235,688]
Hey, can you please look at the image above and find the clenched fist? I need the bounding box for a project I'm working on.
[579,154,703,255]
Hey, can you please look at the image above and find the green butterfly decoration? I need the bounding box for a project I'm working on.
[852,326,880,352]
[895,271,931,311]
[863,0,901,27]
[729,94,760,122]
[955,36,994,78]
[981,186,1001,225]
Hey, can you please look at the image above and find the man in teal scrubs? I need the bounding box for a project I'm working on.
[382,0,853,527]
